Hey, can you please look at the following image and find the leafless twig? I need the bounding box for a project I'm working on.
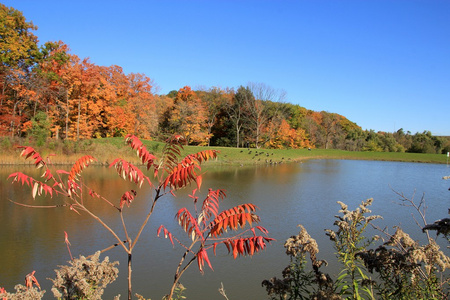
[218,282,230,300]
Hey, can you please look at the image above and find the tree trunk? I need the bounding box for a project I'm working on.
[76,99,81,140]
[235,123,240,148]
[65,89,69,140]
[128,253,132,300]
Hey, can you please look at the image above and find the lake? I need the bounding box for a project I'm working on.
[0,159,449,299]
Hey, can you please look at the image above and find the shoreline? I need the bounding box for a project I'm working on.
[0,140,448,166]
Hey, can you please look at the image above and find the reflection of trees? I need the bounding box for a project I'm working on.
[1,166,74,287]
[0,166,153,290]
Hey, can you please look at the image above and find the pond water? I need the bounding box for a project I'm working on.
[0,159,449,299]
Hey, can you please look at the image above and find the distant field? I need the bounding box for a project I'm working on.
[188,145,449,165]
[1,137,448,165]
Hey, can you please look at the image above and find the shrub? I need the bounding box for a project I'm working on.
[264,197,450,300]
[50,251,119,300]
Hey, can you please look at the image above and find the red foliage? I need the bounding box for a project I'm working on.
[68,155,96,181]
[125,134,156,170]
[157,225,174,246]
[25,271,40,290]
[177,207,204,242]
[221,235,275,259]
[17,146,46,168]
[159,189,273,274]
[209,203,259,237]
[120,190,137,209]
[197,248,213,273]
[8,172,54,199]
[109,158,152,187]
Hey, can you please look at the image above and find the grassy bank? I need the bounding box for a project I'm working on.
[1,137,448,166]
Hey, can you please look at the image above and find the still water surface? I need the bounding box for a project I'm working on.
[1,160,449,299]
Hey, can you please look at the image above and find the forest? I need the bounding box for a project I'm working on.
[1,3,449,154]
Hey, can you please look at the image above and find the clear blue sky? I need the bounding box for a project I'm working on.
[4,0,450,135]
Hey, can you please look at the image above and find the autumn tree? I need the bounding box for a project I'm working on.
[125,73,157,139]
[197,87,230,146]
[97,65,132,137]
[65,58,101,140]
[225,86,251,148]
[247,82,286,148]
[264,119,311,149]
[166,86,209,145]
[319,111,339,149]
[282,102,308,130]
[34,41,79,139]
[0,4,40,70]
[303,111,322,147]
[0,4,43,137]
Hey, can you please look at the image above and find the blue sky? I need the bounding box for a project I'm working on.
[4,0,450,135]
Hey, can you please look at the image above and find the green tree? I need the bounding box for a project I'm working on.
[408,131,443,154]
[28,111,51,146]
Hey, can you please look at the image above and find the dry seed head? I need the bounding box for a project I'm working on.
[386,227,417,248]
[422,239,450,274]
[325,229,336,241]
[284,225,319,259]
[337,201,348,211]
[367,215,383,222]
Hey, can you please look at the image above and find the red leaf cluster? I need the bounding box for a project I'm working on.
[25,270,40,290]
[163,163,200,191]
[125,134,156,170]
[158,190,274,274]
[177,208,203,242]
[197,248,213,273]
[41,169,55,182]
[162,149,219,191]
[109,158,152,187]
[199,189,226,223]
[8,172,54,199]
[68,155,96,181]
[183,149,219,164]
[18,146,46,168]
[221,236,275,259]
[156,225,174,246]
[67,179,81,197]
[209,204,259,237]
[120,190,137,209]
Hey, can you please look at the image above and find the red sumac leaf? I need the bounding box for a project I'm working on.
[109,158,152,187]
[157,225,175,246]
[197,248,213,274]
[25,270,40,290]
[69,155,96,181]
[18,146,46,168]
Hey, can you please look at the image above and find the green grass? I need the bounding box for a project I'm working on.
[1,137,448,165]
[111,139,448,165]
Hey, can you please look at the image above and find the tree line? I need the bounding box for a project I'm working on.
[1,3,449,154]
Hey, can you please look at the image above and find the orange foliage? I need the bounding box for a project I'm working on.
[265,119,312,149]
[170,86,210,145]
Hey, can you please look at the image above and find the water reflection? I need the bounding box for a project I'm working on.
[0,161,448,299]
